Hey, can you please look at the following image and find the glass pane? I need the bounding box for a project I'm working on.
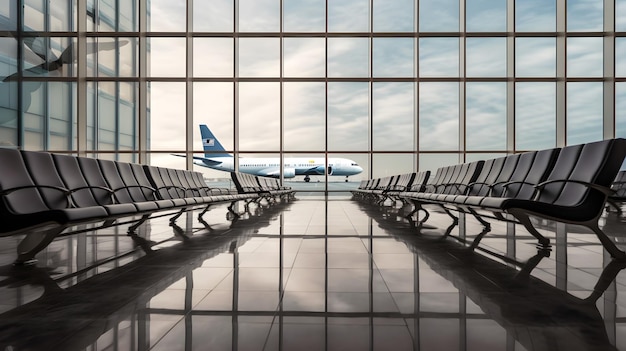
[328,82,369,151]
[97,82,116,151]
[515,83,556,150]
[239,0,279,32]
[90,0,137,31]
[118,0,137,31]
[466,82,506,151]
[239,83,280,151]
[0,1,17,30]
[515,38,556,77]
[567,0,603,32]
[284,0,325,32]
[22,37,76,79]
[118,82,138,151]
[328,38,369,78]
[618,0,626,32]
[419,38,459,77]
[0,53,17,143]
[0,37,18,82]
[372,154,415,178]
[373,38,414,78]
[466,0,506,32]
[419,0,459,32]
[284,82,325,151]
[328,0,369,32]
[149,38,186,77]
[566,82,603,145]
[373,83,414,151]
[567,37,603,77]
[24,0,45,31]
[149,0,186,32]
[49,82,76,150]
[194,0,233,32]
[419,82,459,151]
[95,38,137,77]
[617,83,626,138]
[194,38,234,77]
[238,38,280,77]
[193,83,234,152]
[617,38,626,77]
[515,0,556,32]
[284,38,325,78]
[466,38,506,77]
[49,0,74,31]
[373,0,414,32]
[419,154,461,171]
[148,82,186,151]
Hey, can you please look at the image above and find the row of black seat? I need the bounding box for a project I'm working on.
[0,149,293,264]
[352,138,626,259]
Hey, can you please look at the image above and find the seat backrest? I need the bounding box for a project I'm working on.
[130,163,158,201]
[440,161,483,195]
[408,170,431,192]
[21,151,70,210]
[77,157,116,205]
[506,148,559,199]
[0,149,49,215]
[52,153,100,208]
[144,165,172,200]
[467,157,505,196]
[611,170,626,198]
[160,167,186,199]
[489,154,521,197]
[537,139,626,213]
[116,161,152,202]
[98,159,135,204]
[394,173,417,191]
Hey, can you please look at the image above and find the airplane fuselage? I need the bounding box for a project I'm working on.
[194,156,363,179]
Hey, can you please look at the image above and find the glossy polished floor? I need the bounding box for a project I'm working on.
[1,195,626,351]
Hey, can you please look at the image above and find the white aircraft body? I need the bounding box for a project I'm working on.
[191,125,363,182]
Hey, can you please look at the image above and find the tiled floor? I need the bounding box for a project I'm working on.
[1,195,626,350]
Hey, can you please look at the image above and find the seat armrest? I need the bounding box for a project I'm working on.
[1,184,73,207]
[533,179,614,197]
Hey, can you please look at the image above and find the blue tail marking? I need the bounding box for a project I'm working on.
[199,124,230,158]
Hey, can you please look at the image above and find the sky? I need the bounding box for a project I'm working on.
[0,0,625,177]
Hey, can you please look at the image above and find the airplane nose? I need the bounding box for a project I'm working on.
[356,166,363,173]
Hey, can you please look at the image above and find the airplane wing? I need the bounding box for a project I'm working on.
[257,167,281,178]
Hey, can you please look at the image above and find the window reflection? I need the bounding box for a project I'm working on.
[617,38,626,78]
[0,2,17,31]
[515,83,556,151]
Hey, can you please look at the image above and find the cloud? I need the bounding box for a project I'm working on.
[328,0,369,32]
[419,38,459,77]
[515,38,556,77]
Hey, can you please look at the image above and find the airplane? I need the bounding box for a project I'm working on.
[186,124,363,182]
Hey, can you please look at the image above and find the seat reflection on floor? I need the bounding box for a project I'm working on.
[0,198,625,350]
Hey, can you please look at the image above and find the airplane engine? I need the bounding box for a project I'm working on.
[312,165,326,175]
[283,168,296,178]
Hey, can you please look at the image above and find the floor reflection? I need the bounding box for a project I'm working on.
[0,198,625,350]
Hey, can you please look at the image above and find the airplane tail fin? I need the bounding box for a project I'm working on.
[199,124,230,158]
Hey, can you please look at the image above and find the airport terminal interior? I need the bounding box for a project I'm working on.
[2,0,626,350]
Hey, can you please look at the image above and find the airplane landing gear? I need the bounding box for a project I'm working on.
[345,176,349,182]
[304,175,311,182]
